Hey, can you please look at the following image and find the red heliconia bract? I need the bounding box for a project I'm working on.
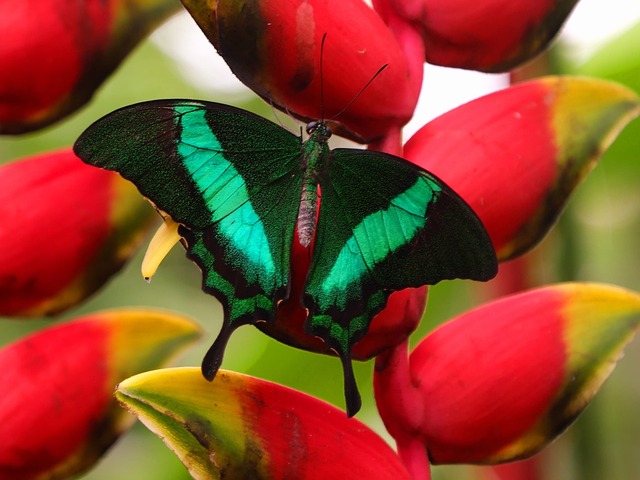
[404,76,640,260]
[411,290,566,463]
[180,0,423,143]
[116,368,413,480]
[0,320,114,480]
[375,0,579,72]
[0,149,155,316]
[0,0,180,134]
[374,283,640,467]
[0,309,200,480]
[352,286,427,359]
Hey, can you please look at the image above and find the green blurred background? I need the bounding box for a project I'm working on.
[1,3,640,480]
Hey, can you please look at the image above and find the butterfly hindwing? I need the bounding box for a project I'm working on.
[304,147,497,381]
[74,100,304,376]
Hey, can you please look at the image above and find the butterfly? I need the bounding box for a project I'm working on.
[74,99,498,416]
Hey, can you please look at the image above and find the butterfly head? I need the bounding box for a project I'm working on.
[306,120,332,143]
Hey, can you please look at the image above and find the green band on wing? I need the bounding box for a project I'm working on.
[176,105,276,281]
[320,179,438,309]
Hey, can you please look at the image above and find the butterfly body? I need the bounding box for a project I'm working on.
[74,99,497,416]
[294,121,331,248]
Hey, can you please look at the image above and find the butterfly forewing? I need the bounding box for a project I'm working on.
[305,148,497,357]
[74,100,304,370]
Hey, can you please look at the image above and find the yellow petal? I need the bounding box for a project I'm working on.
[141,217,181,281]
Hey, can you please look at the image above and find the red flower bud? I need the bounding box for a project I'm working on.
[0,149,155,316]
[180,0,422,143]
[376,0,578,72]
[0,0,180,133]
[375,283,640,465]
[116,368,412,479]
[404,76,640,260]
[0,309,200,479]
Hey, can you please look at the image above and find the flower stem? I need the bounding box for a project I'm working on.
[397,436,431,480]
[375,340,429,478]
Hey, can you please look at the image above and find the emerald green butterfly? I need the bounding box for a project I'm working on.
[74,99,497,416]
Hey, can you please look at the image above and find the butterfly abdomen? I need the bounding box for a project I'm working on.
[297,177,319,248]
[297,126,330,248]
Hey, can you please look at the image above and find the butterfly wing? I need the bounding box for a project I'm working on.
[305,148,497,415]
[74,100,304,378]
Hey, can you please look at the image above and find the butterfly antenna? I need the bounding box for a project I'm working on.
[269,99,301,137]
[269,100,285,128]
[319,33,328,120]
[329,63,388,122]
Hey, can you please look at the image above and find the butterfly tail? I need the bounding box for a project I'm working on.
[304,307,364,416]
[201,322,236,381]
[340,352,362,417]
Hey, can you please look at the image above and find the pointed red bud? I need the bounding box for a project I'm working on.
[404,77,640,260]
[0,309,200,479]
[0,0,180,133]
[180,0,422,143]
[378,0,578,72]
[116,368,411,479]
[0,149,156,316]
[375,283,640,465]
